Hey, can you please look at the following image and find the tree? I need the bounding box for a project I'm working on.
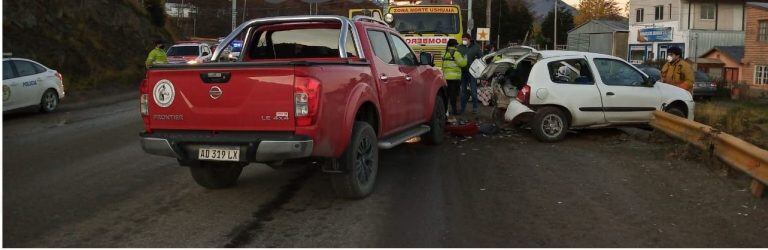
[540,6,574,46]
[574,0,623,26]
[469,0,534,47]
[144,0,167,27]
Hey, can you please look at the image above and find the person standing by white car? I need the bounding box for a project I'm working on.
[3,57,65,113]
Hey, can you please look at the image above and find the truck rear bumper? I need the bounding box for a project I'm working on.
[139,131,313,163]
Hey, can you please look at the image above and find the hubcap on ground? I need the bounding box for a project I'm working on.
[542,114,563,137]
[355,135,374,184]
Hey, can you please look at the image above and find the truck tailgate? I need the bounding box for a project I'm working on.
[146,66,295,131]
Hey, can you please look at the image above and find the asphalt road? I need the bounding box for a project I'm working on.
[3,100,768,247]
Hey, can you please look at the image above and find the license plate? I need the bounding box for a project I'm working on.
[198,147,240,162]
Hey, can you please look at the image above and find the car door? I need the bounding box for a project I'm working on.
[388,32,427,125]
[539,57,607,126]
[9,60,44,108]
[3,60,23,110]
[367,29,408,135]
[590,57,661,123]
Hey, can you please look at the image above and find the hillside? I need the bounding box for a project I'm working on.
[3,0,177,92]
[523,0,577,21]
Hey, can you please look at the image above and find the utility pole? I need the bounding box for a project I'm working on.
[553,0,557,49]
[242,0,247,22]
[231,0,237,31]
[485,0,491,50]
[467,0,474,34]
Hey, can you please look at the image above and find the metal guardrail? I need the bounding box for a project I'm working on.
[650,110,767,198]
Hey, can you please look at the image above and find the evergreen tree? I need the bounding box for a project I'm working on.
[144,0,167,27]
[540,6,574,46]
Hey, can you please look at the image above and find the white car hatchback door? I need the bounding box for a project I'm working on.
[590,57,661,123]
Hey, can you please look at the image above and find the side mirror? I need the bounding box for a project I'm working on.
[384,13,394,23]
[646,76,658,86]
[420,52,434,66]
[202,52,210,56]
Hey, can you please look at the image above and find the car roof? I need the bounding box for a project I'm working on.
[537,50,620,60]
[172,43,204,47]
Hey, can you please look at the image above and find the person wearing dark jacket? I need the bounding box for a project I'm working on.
[457,33,482,114]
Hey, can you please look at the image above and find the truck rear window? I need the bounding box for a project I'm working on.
[249,28,358,59]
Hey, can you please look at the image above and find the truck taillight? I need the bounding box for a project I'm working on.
[517,84,531,104]
[295,77,321,126]
[139,79,151,132]
[140,94,149,116]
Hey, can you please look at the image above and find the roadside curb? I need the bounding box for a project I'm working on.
[58,91,138,112]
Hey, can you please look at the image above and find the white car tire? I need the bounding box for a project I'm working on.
[40,89,59,113]
[532,107,569,142]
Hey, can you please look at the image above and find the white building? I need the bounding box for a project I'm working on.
[165,2,197,19]
[628,0,746,64]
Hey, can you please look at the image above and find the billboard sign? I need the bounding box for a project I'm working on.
[638,27,673,42]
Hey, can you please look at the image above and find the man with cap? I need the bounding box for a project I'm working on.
[145,40,168,69]
[457,33,482,114]
[660,46,694,92]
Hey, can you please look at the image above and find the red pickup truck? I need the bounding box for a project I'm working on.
[140,16,447,198]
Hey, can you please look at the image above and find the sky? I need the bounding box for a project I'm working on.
[562,0,630,12]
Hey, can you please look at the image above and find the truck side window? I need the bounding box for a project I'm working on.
[547,58,594,85]
[388,33,417,66]
[367,30,395,64]
[346,27,359,58]
[593,58,646,87]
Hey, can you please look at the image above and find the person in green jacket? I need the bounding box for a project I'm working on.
[441,39,466,115]
[145,40,168,69]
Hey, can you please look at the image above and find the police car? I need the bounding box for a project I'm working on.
[3,57,65,112]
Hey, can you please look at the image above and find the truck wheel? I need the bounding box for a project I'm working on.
[40,89,59,113]
[330,121,378,199]
[423,95,446,145]
[531,107,569,142]
[189,161,245,189]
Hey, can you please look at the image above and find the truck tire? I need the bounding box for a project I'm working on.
[423,95,446,145]
[531,107,569,142]
[40,89,59,113]
[189,161,245,189]
[330,121,378,199]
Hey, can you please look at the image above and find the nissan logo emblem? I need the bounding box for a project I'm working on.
[209,86,223,99]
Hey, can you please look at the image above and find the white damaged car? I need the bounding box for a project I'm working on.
[470,46,694,142]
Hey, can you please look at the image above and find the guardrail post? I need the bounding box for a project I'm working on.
[751,179,765,198]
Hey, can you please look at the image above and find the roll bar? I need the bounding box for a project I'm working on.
[212,15,366,61]
[352,15,388,27]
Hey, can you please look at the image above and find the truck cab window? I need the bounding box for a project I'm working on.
[367,30,395,64]
[389,33,417,66]
[249,28,345,59]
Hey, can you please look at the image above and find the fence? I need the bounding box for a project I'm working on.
[650,110,767,198]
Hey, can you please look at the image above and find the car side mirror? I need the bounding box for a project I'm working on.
[646,76,658,87]
[202,52,210,56]
[420,53,434,66]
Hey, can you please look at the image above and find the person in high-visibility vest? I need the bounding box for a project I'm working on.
[441,39,466,116]
[145,40,168,69]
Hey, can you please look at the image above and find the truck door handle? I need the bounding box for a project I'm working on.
[200,72,231,83]
[380,74,388,81]
[606,92,615,96]
[405,76,412,81]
